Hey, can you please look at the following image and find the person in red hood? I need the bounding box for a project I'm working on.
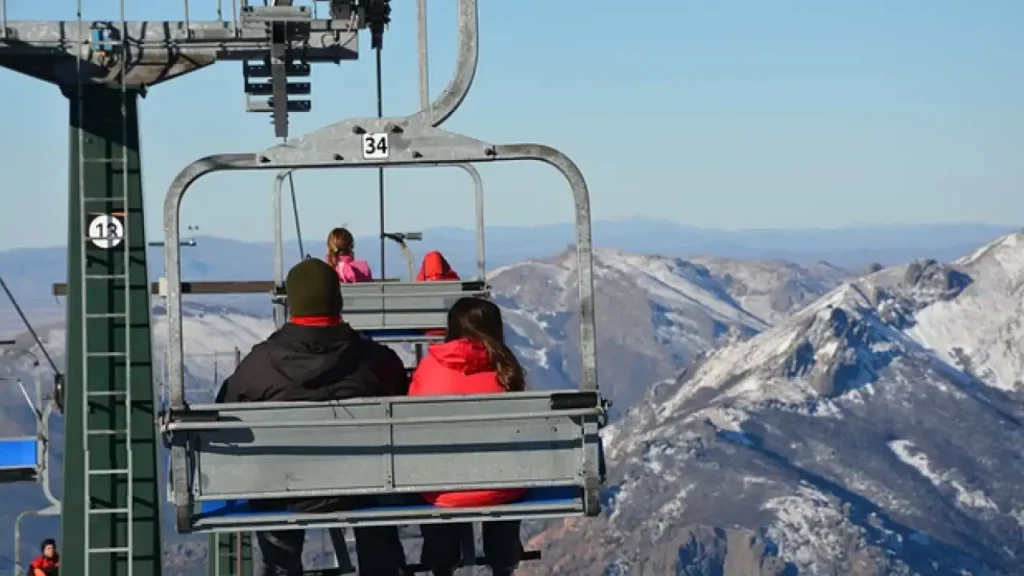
[27,538,59,576]
[416,250,461,337]
[409,297,526,576]
[415,250,460,282]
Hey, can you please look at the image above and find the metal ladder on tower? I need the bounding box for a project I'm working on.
[75,1,136,573]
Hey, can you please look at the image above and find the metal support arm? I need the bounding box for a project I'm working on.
[411,0,478,127]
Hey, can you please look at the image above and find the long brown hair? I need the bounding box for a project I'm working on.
[326,227,355,268]
[446,297,525,392]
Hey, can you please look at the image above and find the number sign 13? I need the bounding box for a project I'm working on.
[87,214,125,249]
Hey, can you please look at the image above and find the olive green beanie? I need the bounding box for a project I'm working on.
[286,259,343,317]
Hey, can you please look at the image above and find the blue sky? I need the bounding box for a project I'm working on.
[0,0,1021,249]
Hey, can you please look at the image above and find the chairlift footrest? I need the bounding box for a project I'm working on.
[549,391,601,411]
[167,408,222,423]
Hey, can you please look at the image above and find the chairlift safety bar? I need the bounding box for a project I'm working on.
[190,500,587,534]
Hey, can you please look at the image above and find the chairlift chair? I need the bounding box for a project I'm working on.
[156,0,606,571]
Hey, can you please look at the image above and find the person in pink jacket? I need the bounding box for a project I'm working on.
[325,227,373,283]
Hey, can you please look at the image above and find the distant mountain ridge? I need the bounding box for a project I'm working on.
[0,220,1012,311]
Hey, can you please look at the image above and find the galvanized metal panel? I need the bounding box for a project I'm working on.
[184,394,594,501]
[339,281,489,330]
[195,403,388,499]
[391,418,582,489]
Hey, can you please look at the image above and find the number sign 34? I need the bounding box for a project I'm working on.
[362,133,390,160]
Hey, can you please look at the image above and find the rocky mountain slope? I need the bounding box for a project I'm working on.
[522,233,1024,575]
[490,248,845,412]
[689,257,849,326]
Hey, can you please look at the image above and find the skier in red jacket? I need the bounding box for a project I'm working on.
[408,297,526,576]
[27,538,59,576]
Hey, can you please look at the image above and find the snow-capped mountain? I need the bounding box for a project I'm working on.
[489,248,844,412]
[522,233,1024,575]
[907,233,1024,392]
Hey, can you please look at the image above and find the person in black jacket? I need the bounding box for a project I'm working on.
[216,258,409,576]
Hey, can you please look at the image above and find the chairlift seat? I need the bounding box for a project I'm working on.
[274,280,489,332]
[0,436,40,483]
[164,391,604,533]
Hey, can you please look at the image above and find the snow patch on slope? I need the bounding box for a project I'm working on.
[888,439,998,511]
[598,250,769,330]
[763,485,852,572]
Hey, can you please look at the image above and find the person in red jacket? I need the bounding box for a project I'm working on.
[415,250,460,282]
[27,538,59,576]
[416,251,461,338]
[409,297,526,576]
